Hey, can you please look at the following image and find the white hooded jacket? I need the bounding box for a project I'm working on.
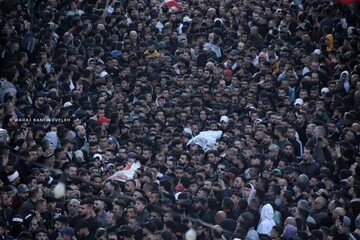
[257,203,276,236]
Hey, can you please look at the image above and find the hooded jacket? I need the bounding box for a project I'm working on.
[257,204,276,236]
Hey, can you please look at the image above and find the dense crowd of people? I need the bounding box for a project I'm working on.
[0,0,360,239]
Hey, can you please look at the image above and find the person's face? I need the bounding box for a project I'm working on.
[107,212,116,226]
[179,154,188,165]
[196,189,206,198]
[78,204,90,217]
[234,177,244,188]
[149,193,158,204]
[134,200,145,212]
[328,83,336,93]
[36,97,45,107]
[18,190,29,200]
[203,180,212,190]
[345,130,356,140]
[134,146,142,156]
[309,177,318,187]
[68,167,77,178]
[99,137,108,148]
[36,232,49,240]
[68,200,80,214]
[242,149,253,159]
[254,131,264,142]
[277,89,286,99]
[88,134,98,142]
[132,191,143,199]
[175,169,184,179]
[54,221,65,231]
[312,198,322,210]
[270,228,280,238]
[283,145,294,156]
[217,141,228,152]
[38,202,48,213]
[31,217,39,231]
[204,163,213,176]
[245,92,255,102]
[232,140,243,149]
[303,149,312,161]
[347,176,356,187]
[128,217,138,230]
[217,164,226,176]
[163,212,173,223]
[243,186,251,198]
[97,109,105,117]
[299,90,308,99]
[287,128,296,139]
[188,183,198,194]
[301,34,310,42]
[94,200,104,212]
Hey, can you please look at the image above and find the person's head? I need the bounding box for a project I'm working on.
[174,166,184,179]
[35,198,47,213]
[126,205,136,219]
[305,123,316,138]
[286,126,297,140]
[150,208,163,220]
[128,215,140,231]
[281,190,293,204]
[234,175,246,189]
[134,197,147,213]
[93,198,106,213]
[302,147,313,162]
[243,183,254,199]
[35,228,49,240]
[149,191,161,205]
[66,164,78,178]
[312,196,327,211]
[237,211,255,231]
[283,144,294,157]
[17,184,29,201]
[270,225,284,239]
[78,199,93,218]
[274,125,287,139]
[29,187,43,200]
[51,217,65,234]
[76,220,90,237]
[313,125,326,139]
[67,199,80,214]
[125,180,136,194]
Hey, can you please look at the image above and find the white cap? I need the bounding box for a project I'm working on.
[313,49,321,55]
[214,18,223,24]
[183,16,192,23]
[93,153,103,161]
[220,115,229,123]
[7,171,19,182]
[294,98,304,106]
[99,71,109,78]
[183,127,192,135]
[174,192,181,200]
[106,163,115,170]
[63,102,72,107]
[321,87,330,94]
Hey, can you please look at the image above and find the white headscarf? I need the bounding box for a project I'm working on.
[245,183,256,204]
[44,131,58,148]
[341,70,350,93]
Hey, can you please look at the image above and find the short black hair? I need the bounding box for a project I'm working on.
[136,197,147,205]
